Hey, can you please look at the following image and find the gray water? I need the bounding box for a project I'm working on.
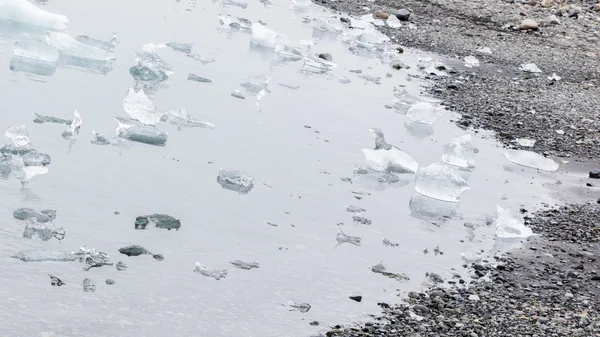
[0,1,591,336]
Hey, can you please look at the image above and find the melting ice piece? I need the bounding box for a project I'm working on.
[11,250,77,262]
[287,301,311,313]
[371,262,410,281]
[118,245,163,260]
[135,214,181,230]
[382,238,399,247]
[477,47,492,54]
[363,148,419,174]
[221,0,248,9]
[301,55,336,74]
[356,25,390,46]
[414,163,470,202]
[187,73,212,83]
[339,76,351,84]
[21,150,51,166]
[61,110,82,140]
[187,53,215,65]
[130,44,173,83]
[83,278,96,292]
[279,83,299,90]
[240,74,270,94]
[166,109,215,130]
[34,113,71,125]
[218,14,252,30]
[442,134,476,169]
[346,205,366,213]
[370,128,392,150]
[194,263,227,280]
[392,87,420,113]
[10,36,59,76]
[217,169,254,194]
[13,207,55,222]
[72,246,111,266]
[5,125,32,152]
[0,0,69,29]
[250,23,291,50]
[116,261,127,271]
[312,17,343,33]
[231,90,245,99]
[495,205,533,238]
[520,63,542,73]
[386,14,401,28]
[358,74,382,85]
[91,131,111,145]
[117,124,168,146]
[45,31,116,72]
[515,138,536,147]
[352,215,372,225]
[230,260,259,270]
[409,193,459,220]
[123,87,160,125]
[407,102,442,125]
[166,41,192,54]
[336,227,362,246]
[504,150,558,172]
[22,219,64,241]
[464,56,479,67]
[76,33,118,52]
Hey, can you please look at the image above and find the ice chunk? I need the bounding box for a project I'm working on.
[117,124,168,147]
[61,110,82,140]
[166,41,192,54]
[10,36,59,76]
[5,125,32,151]
[442,134,476,169]
[83,279,96,292]
[382,238,399,247]
[13,207,55,222]
[464,56,479,67]
[116,261,127,271]
[240,74,270,94]
[0,0,69,30]
[414,163,470,202]
[194,263,227,280]
[407,102,442,125]
[504,150,558,172]
[336,227,362,246]
[287,301,311,313]
[230,260,259,270]
[21,150,50,166]
[346,205,366,213]
[123,87,160,125]
[166,109,214,130]
[371,262,410,281]
[218,14,252,30]
[352,215,372,225]
[312,17,343,33]
[386,14,401,28]
[187,73,212,83]
[477,47,492,54]
[301,54,336,74]
[76,33,118,52]
[292,0,311,6]
[363,148,419,174]
[392,87,420,113]
[358,74,381,85]
[369,128,392,150]
[11,250,76,262]
[339,76,351,84]
[217,169,254,194]
[136,214,181,230]
[279,83,299,90]
[495,205,533,238]
[250,23,291,50]
[131,45,173,84]
[515,138,536,147]
[33,113,71,125]
[356,26,390,46]
[231,90,245,99]
[23,219,64,241]
[220,0,247,9]
[45,31,115,72]
[409,193,460,220]
[91,131,111,145]
[520,63,542,73]
[187,53,215,65]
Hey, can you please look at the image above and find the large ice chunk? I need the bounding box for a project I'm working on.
[407,102,442,125]
[504,150,558,172]
[117,124,167,146]
[217,169,254,194]
[0,0,69,30]
[10,36,59,76]
[123,87,161,125]
[44,31,115,72]
[495,205,533,238]
[414,163,470,202]
[442,134,475,169]
[250,23,291,50]
[363,148,418,174]
[76,33,118,52]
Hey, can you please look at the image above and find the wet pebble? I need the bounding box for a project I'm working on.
[394,9,411,21]
[589,169,600,179]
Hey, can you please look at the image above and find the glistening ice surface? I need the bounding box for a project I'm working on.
[0,0,585,336]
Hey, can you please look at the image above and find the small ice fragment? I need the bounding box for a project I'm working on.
[292,0,311,6]
[382,238,399,247]
[5,125,32,151]
[504,150,558,172]
[515,138,536,147]
[476,47,492,54]
[250,23,291,50]
[116,261,127,271]
[166,109,215,129]
[105,279,115,285]
[442,134,476,169]
[11,250,77,262]
[387,14,401,28]
[288,301,311,313]
[312,17,343,33]
[10,36,59,76]
[187,53,215,65]
[45,31,115,64]
[231,90,245,99]
[83,279,96,292]
[91,131,111,145]
[464,56,479,67]
[50,275,65,286]
[358,74,381,85]
[123,87,160,125]
[117,245,151,257]
[363,148,419,174]
[378,172,400,183]
[279,83,299,89]
[414,163,470,202]
[338,77,351,84]
[22,219,64,241]
[370,128,392,150]
[194,263,227,280]
[352,215,372,225]
[548,73,561,81]
[230,260,260,270]
[187,73,212,83]
[132,45,173,83]
[221,0,248,9]
[336,227,362,246]
[34,113,71,125]
[217,169,254,194]
[371,262,410,281]
[13,208,55,222]
[495,205,533,238]
[72,246,111,269]
[21,150,51,166]
[62,110,82,140]
[356,26,390,46]
[0,0,69,29]
[117,125,168,147]
[218,14,252,30]
[76,33,118,52]
[302,55,336,74]
[520,63,542,73]
[407,102,442,125]
[166,41,192,54]
[345,205,366,213]
[240,74,270,94]
[555,129,564,135]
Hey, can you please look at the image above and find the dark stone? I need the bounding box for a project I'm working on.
[50,275,65,286]
[589,169,600,179]
[135,216,149,229]
[350,296,363,302]
[118,245,150,257]
[340,17,350,24]
[394,9,411,21]
[310,321,320,326]
[591,275,600,281]
[318,53,333,62]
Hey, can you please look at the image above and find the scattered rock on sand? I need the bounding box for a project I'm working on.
[519,19,539,30]
[394,9,410,21]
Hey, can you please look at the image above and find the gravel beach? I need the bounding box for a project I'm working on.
[312,0,600,335]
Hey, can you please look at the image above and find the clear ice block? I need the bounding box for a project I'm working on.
[495,205,533,239]
[414,163,470,202]
[442,134,475,169]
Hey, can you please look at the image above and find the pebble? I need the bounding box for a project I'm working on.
[589,169,600,179]
[349,296,363,302]
[105,279,115,285]
[374,12,389,20]
[519,19,539,30]
[318,53,333,62]
[394,9,411,21]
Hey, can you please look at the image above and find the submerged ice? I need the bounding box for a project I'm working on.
[442,134,476,169]
[407,102,443,125]
[495,205,533,238]
[414,163,470,202]
[123,87,161,125]
[217,169,254,194]
[10,36,59,76]
[504,150,559,172]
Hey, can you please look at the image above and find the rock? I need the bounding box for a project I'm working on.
[545,15,561,25]
[519,19,539,30]
[540,0,552,7]
[118,245,150,257]
[396,46,404,54]
[394,9,411,21]
[374,12,390,20]
[349,296,363,302]
[49,275,65,286]
[591,275,600,281]
[589,169,600,179]
[595,3,600,11]
[318,53,333,62]
[413,304,429,314]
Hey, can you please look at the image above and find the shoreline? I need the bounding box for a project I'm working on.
[312,0,600,335]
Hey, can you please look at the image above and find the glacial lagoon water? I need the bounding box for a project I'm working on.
[0,0,593,336]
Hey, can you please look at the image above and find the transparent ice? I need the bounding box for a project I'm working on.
[194,262,228,280]
[10,36,59,76]
[5,125,32,151]
[166,109,215,130]
[371,262,410,281]
[355,26,390,47]
[515,138,536,147]
[386,15,401,28]
[352,215,372,225]
[250,23,291,50]
[495,205,533,238]
[287,301,311,313]
[117,124,168,147]
[21,150,51,166]
[520,63,542,73]
[301,54,336,74]
[230,260,260,270]
[362,148,419,174]
[11,250,77,262]
[240,74,270,94]
[220,0,248,9]
[166,41,193,54]
[407,102,442,125]
[504,150,559,172]
[123,87,161,125]
[218,14,252,30]
[13,207,55,222]
[83,278,96,292]
[335,227,362,247]
[61,110,82,140]
[91,131,111,145]
[345,205,366,213]
[187,73,212,83]
[0,0,69,30]
[33,113,71,125]
[217,169,254,194]
[464,55,480,67]
[76,33,118,52]
[312,17,343,33]
[45,31,115,65]
[414,163,470,202]
[22,219,64,241]
[339,76,351,84]
[442,134,476,169]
